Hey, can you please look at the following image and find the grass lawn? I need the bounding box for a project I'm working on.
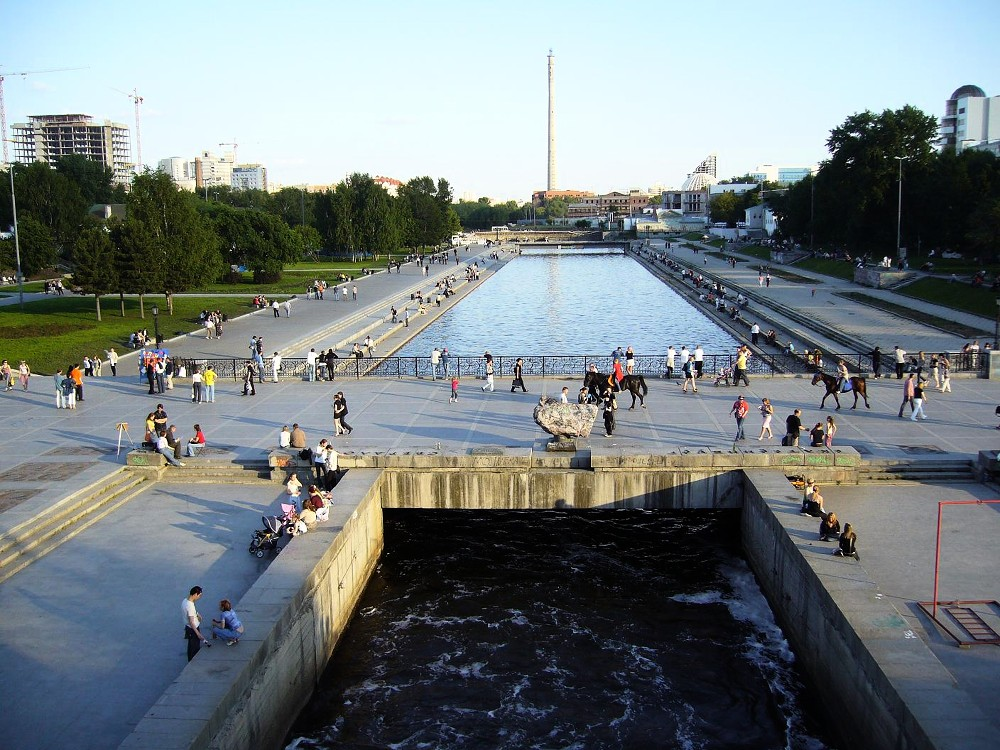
[892,277,999,320]
[793,257,856,281]
[0,296,258,374]
[737,245,772,262]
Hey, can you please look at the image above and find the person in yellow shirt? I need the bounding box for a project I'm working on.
[203,365,217,403]
[734,347,750,387]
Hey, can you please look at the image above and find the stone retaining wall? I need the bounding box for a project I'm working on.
[741,469,952,750]
[118,470,385,750]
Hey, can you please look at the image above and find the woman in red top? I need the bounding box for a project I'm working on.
[185,424,206,457]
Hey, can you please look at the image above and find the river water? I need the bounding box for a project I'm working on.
[397,247,739,357]
[287,511,837,750]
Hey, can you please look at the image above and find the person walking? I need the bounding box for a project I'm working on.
[482,357,495,392]
[352,284,358,301]
[404,308,410,327]
[911,380,928,420]
[284,298,292,317]
[18,360,30,391]
[824,415,838,446]
[54,368,67,409]
[733,347,750,387]
[602,389,616,437]
[625,346,635,375]
[897,373,915,418]
[182,586,210,661]
[939,356,952,393]
[757,397,774,440]
[107,347,119,377]
[272,299,280,318]
[211,599,244,646]
[1,359,12,391]
[334,392,353,435]
[681,358,697,393]
[730,394,749,442]
[271,352,282,383]
[242,360,257,396]
[450,376,460,403]
[511,357,527,393]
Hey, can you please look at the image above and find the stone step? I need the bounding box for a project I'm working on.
[0,470,149,584]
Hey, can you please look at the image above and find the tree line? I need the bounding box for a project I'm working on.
[766,105,1000,259]
[0,165,462,319]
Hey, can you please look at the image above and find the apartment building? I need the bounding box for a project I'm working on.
[12,114,134,185]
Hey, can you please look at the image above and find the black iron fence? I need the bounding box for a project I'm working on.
[173,351,988,382]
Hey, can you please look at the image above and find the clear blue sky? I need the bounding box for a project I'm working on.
[4,0,999,202]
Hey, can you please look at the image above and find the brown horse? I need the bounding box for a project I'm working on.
[811,372,870,410]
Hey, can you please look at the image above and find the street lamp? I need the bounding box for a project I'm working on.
[5,159,24,310]
[895,155,910,260]
[151,303,161,344]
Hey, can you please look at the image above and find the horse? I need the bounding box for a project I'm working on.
[811,371,870,410]
[583,370,649,409]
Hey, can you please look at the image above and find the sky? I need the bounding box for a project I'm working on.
[4,0,1000,203]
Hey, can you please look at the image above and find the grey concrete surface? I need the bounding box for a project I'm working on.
[2,241,1000,750]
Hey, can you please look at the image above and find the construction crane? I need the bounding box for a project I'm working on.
[0,66,85,164]
[219,141,238,165]
[113,87,144,173]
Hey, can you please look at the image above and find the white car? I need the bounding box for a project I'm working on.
[942,251,963,259]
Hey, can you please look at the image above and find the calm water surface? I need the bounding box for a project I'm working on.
[287,511,836,750]
[397,248,739,357]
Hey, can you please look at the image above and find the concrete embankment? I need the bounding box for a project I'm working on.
[741,470,994,750]
[119,470,385,750]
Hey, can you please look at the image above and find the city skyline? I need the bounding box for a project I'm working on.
[4,0,1000,201]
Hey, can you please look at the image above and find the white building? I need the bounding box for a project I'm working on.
[744,203,777,237]
[750,164,816,185]
[232,164,268,191]
[939,84,1000,153]
[12,114,134,185]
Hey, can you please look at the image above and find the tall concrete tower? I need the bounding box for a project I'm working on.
[547,49,557,191]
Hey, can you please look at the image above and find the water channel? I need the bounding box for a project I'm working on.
[287,511,835,750]
[284,250,835,749]
[397,247,740,357]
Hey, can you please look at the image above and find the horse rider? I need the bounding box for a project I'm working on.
[835,360,850,393]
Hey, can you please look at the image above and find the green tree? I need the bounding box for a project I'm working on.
[110,217,164,317]
[126,171,223,293]
[72,227,119,320]
[544,197,568,219]
[0,162,88,249]
[12,215,58,276]
[55,154,117,205]
[967,198,1000,261]
[212,206,302,283]
[293,224,324,257]
[709,191,741,225]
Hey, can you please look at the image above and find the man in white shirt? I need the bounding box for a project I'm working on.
[430,348,441,380]
[750,323,760,346]
[306,348,318,382]
[666,346,676,379]
[893,346,906,379]
[182,586,209,661]
[679,346,690,368]
[693,345,705,379]
[271,352,282,383]
[284,298,292,317]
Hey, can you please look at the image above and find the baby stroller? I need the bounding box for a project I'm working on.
[714,365,734,387]
[249,515,283,558]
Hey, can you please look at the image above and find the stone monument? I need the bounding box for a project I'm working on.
[533,396,598,450]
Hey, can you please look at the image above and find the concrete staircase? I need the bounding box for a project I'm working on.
[0,469,149,584]
[169,457,276,484]
[857,458,976,483]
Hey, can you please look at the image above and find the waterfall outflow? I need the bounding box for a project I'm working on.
[519,246,625,257]
[286,510,835,750]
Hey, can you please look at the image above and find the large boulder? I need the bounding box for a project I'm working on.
[533,397,599,439]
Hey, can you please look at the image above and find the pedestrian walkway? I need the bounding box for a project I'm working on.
[2,239,1000,750]
[659,240,992,354]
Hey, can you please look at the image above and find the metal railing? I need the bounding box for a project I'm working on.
[171,351,988,381]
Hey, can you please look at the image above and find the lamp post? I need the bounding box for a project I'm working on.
[895,155,910,260]
[151,303,161,344]
[6,160,24,310]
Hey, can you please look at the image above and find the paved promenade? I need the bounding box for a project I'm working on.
[1,243,999,750]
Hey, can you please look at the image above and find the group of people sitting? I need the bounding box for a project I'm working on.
[283,474,332,535]
[800,482,860,560]
[142,408,205,466]
[128,329,152,349]
[43,279,66,294]
[251,295,270,309]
